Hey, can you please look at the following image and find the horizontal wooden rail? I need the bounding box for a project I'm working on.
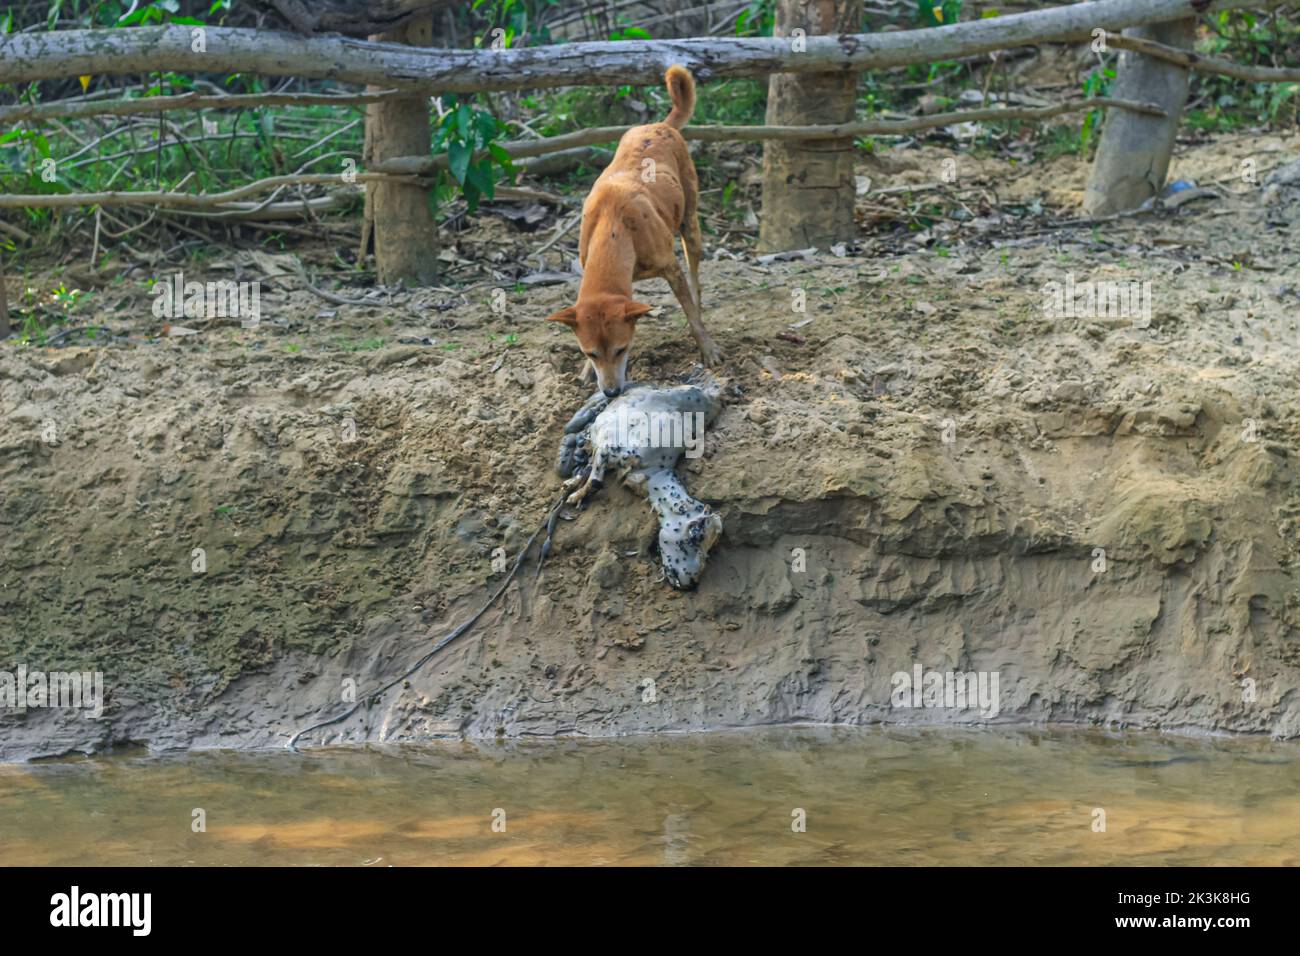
[0,90,405,125]
[0,177,562,213]
[0,0,1279,93]
[0,173,414,211]
[0,97,1166,215]
[1102,30,1300,81]
[373,97,1167,175]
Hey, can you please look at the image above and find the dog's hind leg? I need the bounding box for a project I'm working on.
[681,224,703,312]
[680,162,704,308]
[664,261,721,367]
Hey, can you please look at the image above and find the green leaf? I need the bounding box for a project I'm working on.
[487,142,514,170]
[473,110,498,146]
[462,182,482,213]
[466,162,494,202]
[448,140,472,185]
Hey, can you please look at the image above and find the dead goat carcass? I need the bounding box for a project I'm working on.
[556,379,723,589]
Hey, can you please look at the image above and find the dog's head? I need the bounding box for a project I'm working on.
[546,294,654,397]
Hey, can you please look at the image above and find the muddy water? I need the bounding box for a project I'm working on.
[2,728,1299,866]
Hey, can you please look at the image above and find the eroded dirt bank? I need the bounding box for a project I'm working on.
[2,135,1299,759]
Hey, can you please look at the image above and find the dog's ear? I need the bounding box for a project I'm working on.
[545,306,578,327]
[623,300,655,322]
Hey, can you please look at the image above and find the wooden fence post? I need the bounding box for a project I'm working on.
[362,14,438,286]
[758,0,863,253]
[1083,18,1196,216]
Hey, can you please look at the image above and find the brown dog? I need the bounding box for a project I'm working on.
[545,65,721,397]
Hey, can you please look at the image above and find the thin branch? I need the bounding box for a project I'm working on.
[1103,31,1300,82]
[0,176,564,214]
[0,173,407,210]
[0,90,406,127]
[493,186,565,205]
[158,195,346,221]
[0,219,35,243]
[290,116,362,159]
[378,97,1167,174]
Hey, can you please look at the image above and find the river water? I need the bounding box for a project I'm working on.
[2,727,1298,866]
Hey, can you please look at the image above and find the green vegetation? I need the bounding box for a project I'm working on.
[0,0,1295,343]
[431,96,513,213]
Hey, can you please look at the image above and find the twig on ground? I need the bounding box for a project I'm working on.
[42,324,112,346]
[534,212,583,257]
[0,219,34,243]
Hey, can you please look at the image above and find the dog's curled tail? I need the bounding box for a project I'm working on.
[664,64,696,129]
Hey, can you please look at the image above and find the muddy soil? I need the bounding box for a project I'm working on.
[2,132,1299,760]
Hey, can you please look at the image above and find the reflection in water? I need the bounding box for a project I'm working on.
[2,727,1298,866]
